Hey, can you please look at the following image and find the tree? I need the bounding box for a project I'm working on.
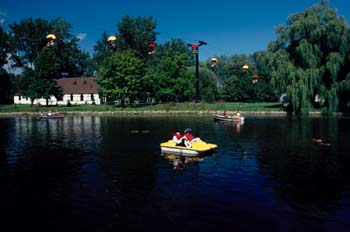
[146,49,193,102]
[267,1,349,114]
[93,31,114,66]
[0,27,14,104]
[221,74,241,102]
[19,47,62,105]
[197,67,219,102]
[9,18,51,67]
[117,16,159,59]
[98,50,145,105]
[9,17,93,77]
[0,27,11,67]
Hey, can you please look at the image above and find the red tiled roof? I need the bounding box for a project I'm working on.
[56,77,100,94]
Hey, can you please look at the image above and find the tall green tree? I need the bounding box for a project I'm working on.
[267,0,349,114]
[9,18,51,67]
[146,49,193,102]
[0,27,14,103]
[117,16,159,58]
[19,47,62,105]
[93,31,114,66]
[9,17,93,77]
[197,67,219,102]
[218,54,260,102]
[98,50,145,105]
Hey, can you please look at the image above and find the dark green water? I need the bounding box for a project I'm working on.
[0,115,349,232]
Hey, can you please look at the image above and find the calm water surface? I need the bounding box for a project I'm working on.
[0,115,349,232]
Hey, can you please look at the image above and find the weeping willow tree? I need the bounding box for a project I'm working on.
[267,0,350,114]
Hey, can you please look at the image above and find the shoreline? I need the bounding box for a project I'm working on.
[0,110,325,117]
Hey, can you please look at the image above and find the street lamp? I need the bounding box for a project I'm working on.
[187,40,207,103]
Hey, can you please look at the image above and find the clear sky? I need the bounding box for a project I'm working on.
[1,0,350,60]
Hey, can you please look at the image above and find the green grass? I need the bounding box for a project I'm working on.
[0,102,287,113]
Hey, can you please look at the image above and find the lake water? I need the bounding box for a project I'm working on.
[0,115,349,232]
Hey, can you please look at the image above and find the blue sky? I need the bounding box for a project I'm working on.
[1,0,350,60]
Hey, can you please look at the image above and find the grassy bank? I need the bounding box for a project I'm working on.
[0,102,285,113]
[0,102,324,116]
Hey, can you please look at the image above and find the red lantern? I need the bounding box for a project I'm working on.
[148,43,157,54]
[148,43,156,49]
[252,74,259,84]
[191,44,198,54]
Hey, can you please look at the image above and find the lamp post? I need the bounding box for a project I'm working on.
[187,40,207,103]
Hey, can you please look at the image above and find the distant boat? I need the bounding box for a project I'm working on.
[212,113,244,122]
[37,112,64,119]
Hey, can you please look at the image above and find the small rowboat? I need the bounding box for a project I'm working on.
[37,114,64,119]
[160,139,217,157]
[213,114,244,122]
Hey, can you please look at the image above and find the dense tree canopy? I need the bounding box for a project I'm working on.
[0,27,14,103]
[146,49,193,102]
[9,17,93,77]
[1,1,350,113]
[266,0,350,114]
[98,50,145,105]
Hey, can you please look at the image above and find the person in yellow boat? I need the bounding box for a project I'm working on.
[173,129,191,148]
[184,128,201,145]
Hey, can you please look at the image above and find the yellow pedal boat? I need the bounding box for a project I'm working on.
[160,139,217,157]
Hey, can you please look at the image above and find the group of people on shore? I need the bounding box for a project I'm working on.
[172,128,200,148]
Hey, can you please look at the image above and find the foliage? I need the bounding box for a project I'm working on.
[146,48,193,102]
[266,1,350,114]
[0,27,11,67]
[214,53,276,102]
[17,48,63,105]
[0,28,14,104]
[115,16,159,59]
[8,17,94,77]
[0,69,14,104]
[94,16,159,66]
[93,31,114,66]
[196,67,219,102]
[98,50,145,105]
[2,2,350,114]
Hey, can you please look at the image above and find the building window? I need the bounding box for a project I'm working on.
[91,94,94,100]
[70,94,73,101]
[80,94,84,101]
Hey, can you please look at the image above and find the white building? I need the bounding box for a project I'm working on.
[14,77,101,105]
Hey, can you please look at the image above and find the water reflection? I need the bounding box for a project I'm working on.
[0,115,349,231]
[255,117,350,224]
